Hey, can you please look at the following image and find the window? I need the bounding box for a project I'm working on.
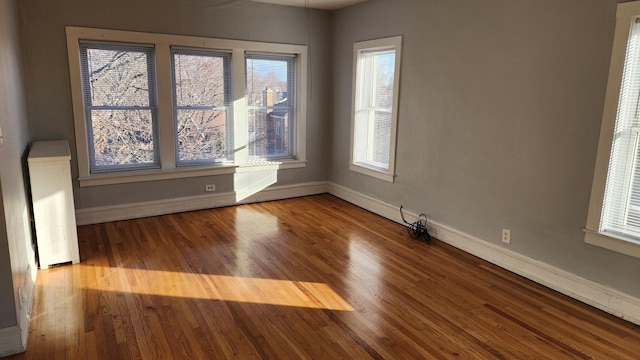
[585,1,640,258]
[66,27,308,186]
[79,43,159,173]
[171,48,232,165]
[350,36,402,182]
[246,54,294,159]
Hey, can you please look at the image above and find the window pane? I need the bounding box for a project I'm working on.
[81,43,158,172]
[84,47,151,107]
[246,55,294,158]
[246,58,290,107]
[248,108,290,157]
[353,46,397,172]
[354,110,391,168]
[172,50,231,164]
[90,109,155,167]
[173,53,227,107]
[176,109,228,162]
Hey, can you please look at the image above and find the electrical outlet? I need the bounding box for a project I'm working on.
[205,184,216,192]
[502,229,511,244]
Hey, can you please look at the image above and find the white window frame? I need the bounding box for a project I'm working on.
[584,2,640,258]
[349,36,402,183]
[170,47,233,166]
[245,53,296,160]
[66,27,307,187]
[79,42,160,173]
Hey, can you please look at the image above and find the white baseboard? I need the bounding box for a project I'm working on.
[76,181,329,225]
[327,182,640,326]
[18,264,36,348]
[0,258,37,357]
[0,326,24,357]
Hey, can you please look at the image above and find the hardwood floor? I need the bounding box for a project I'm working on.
[7,194,640,359]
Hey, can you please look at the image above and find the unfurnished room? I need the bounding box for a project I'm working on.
[1,0,640,358]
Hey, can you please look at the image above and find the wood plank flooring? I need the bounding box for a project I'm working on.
[7,194,640,359]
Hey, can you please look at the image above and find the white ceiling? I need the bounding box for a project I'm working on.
[251,0,367,10]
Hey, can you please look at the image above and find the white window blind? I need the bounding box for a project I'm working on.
[79,42,159,173]
[171,48,233,165]
[601,18,640,240]
[353,47,396,171]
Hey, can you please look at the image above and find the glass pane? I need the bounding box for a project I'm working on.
[90,109,155,166]
[248,108,289,157]
[354,47,396,171]
[173,53,226,107]
[357,50,395,109]
[176,109,228,162]
[370,110,391,166]
[246,58,289,107]
[374,53,396,108]
[85,48,150,106]
[354,109,391,169]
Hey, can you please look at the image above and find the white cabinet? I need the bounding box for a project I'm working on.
[28,140,79,269]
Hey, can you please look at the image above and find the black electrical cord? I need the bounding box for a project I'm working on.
[400,205,432,242]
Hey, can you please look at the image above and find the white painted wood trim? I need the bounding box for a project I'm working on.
[327,182,640,326]
[76,181,328,225]
[349,36,402,183]
[66,26,309,182]
[0,326,24,357]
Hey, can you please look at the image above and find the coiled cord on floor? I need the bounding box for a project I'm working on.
[400,205,432,242]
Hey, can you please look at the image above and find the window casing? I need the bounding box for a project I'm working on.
[585,1,640,258]
[66,27,308,187]
[350,36,402,182]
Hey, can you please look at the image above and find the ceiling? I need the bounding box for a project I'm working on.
[251,0,368,10]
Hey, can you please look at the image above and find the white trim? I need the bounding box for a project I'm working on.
[78,160,306,187]
[17,264,36,353]
[584,228,640,259]
[327,182,640,326]
[0,326,24,357]
[76,181,328,225]
[349,36,402,183]
[66,26,308,185]
[348,163,395,182]
[0,260,36,357]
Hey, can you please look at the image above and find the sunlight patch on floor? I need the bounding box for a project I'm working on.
[82,266,354,311]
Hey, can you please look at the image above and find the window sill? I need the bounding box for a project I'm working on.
[349,163,395,183]
[78,160,306,187]
[583,228,640,259]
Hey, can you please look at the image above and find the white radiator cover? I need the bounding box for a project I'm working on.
[28,140,79,269]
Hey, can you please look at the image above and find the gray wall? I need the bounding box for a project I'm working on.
[331,0,640,297]
[0,0,35,329]
[17,0,332,209]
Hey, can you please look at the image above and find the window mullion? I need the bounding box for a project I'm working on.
[155,42,176,169]
[233,48,249,164]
